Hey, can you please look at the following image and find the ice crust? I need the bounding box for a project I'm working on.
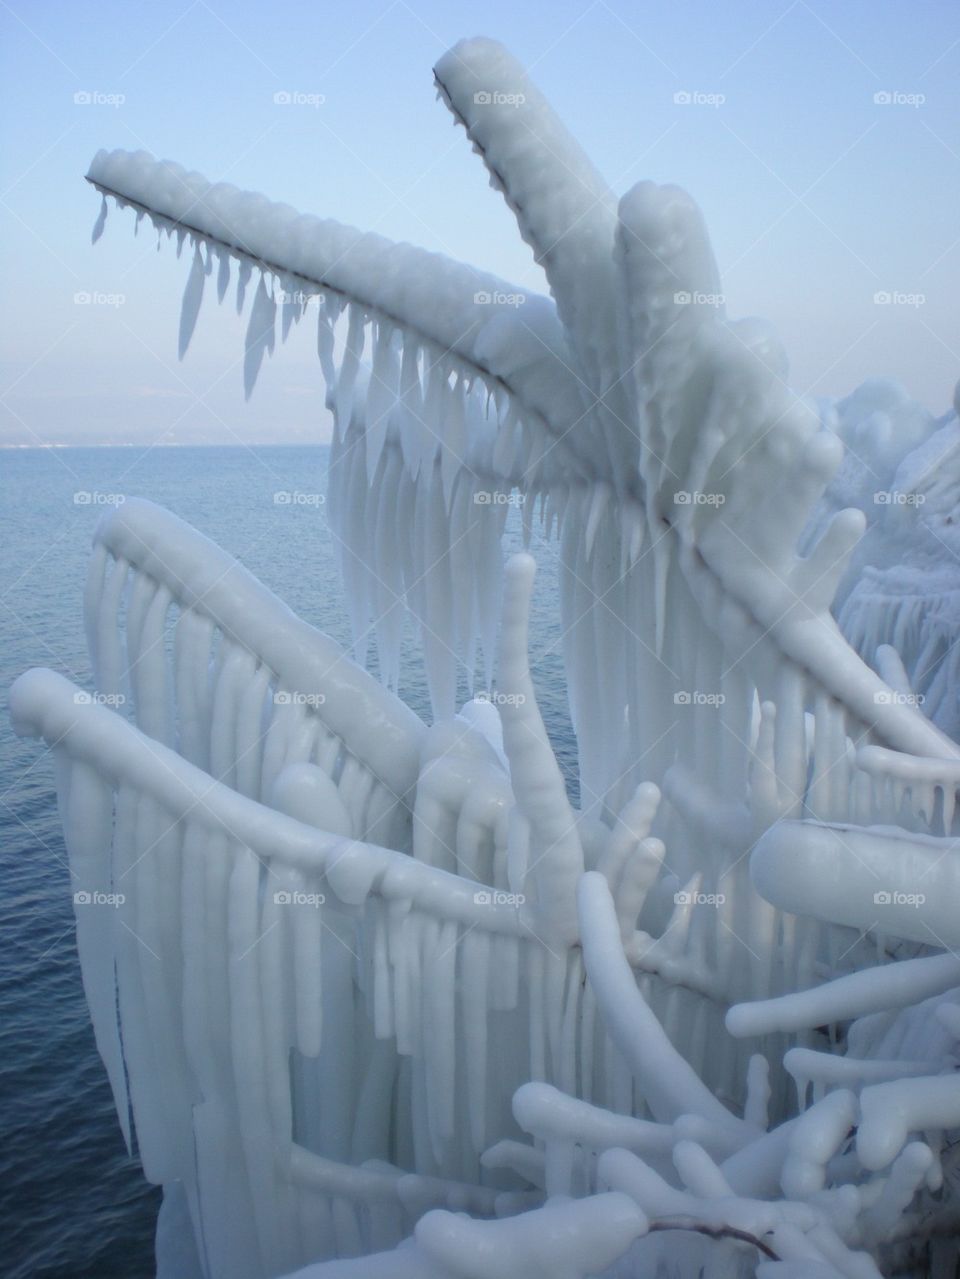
[11,31,960,1279]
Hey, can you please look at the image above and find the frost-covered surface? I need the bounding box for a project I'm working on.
[804,379,960,740]
[12,32,960,1279]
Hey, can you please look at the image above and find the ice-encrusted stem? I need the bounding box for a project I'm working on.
[727,950,960,1038]
[85,148,583,452]
[433,39,616,311]
[434,39,637,493]
[578,871,744,1131]
[511,1081,743,1163]
[497,553,583,941]
[858,1075,960,1171]
[9,668,540,936]
[92,497,424,805]
[780,1090,857,1199]
[433,43,619,383]
[414,1192,647,1279]
[750,820,960,948]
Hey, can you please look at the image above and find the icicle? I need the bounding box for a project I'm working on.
[461,929,489,1153]
[280,277,300,343]
[440,374,466,512]
[91,195,108,243]
[387,895,414,1056]
[233,661,270,799]
[365,321,397,484]
[66,760,131,1149]
[492,401,521,477]
[95,555,129,700]
[317,306,336,388]
[397,335,424,478]
[419,355,446,477]
[527,942,546,1082]
[448,474,478,684]
[236,259,252,314]
[227,845,278,1269]
[335,305,365,428]
[114,783,167,1179]
[370,898,393,1040]
[506,807,530,901]
[244,275,277,399]
[585,483,610,560]
[179,245,206,359]
[418,465,457,718]
[290,870,323,1057]
[216,249,231,304]
[653,530,671,657]
[372,448,404,691]
[425,918,457,1161]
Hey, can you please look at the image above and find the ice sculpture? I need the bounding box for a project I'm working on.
[11,36,960,1279]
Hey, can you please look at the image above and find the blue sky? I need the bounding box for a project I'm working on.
[1,0,957,445]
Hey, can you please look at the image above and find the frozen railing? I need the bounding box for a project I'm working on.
[82,496,960,1115]
[86,498,424,851]
[15,666,748,1278]
[853,744,960,834]
[27,667,909,1279]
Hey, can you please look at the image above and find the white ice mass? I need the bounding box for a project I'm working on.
[11,35,960,1279]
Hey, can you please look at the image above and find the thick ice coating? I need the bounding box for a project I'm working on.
[11,30,960,1279]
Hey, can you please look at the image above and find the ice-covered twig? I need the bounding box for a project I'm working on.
[497,554,584,941]
[728,950,960,1038]
[578,871,745,1130]
[750,820,960,948]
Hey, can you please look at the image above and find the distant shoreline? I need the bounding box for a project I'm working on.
[0,441,328,450]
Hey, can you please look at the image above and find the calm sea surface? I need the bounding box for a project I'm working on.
[0,446,575,1279]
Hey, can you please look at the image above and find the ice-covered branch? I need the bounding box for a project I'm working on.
[434,37,626,466]
[750,820,960,948]
[578,871,745,1130]
[497,554,584,939]
[86,149,583,458]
